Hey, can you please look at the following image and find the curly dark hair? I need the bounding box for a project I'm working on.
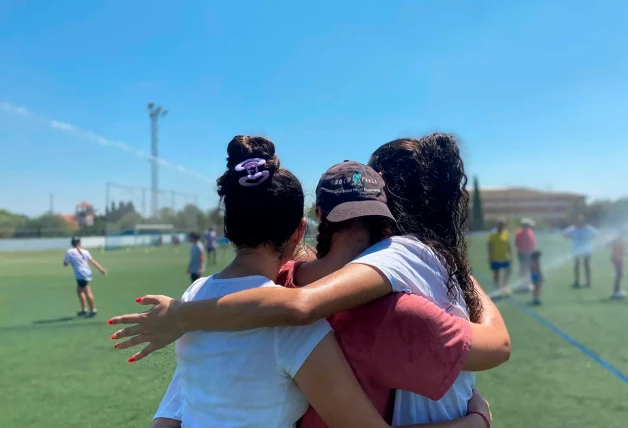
[368,133,482,322]
[216,136,304,256]
[316,215,394,259]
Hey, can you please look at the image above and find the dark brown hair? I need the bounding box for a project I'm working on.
[368,133,482,322]
[316,215,394,259]
[216,136,304,255]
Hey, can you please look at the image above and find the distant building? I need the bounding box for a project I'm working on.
[58,202,95,230]
[468,187,586,227]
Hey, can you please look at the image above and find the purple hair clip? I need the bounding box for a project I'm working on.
[235,158,270,187]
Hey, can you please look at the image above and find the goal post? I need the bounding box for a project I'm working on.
[103,182,206,250]
[104,223,185,251]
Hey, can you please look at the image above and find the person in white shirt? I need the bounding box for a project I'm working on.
[63,237,107,317]
[563,215,598,288]
[202,227,218,265]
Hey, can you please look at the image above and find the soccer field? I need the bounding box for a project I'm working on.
[1,236,626,428]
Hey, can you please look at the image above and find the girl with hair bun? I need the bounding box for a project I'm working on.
[146,136,489,428]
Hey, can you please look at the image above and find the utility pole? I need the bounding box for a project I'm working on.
[148,102,167,218]
[49,193,54,214]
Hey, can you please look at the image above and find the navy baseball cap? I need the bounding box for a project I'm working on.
[315,161,395,223]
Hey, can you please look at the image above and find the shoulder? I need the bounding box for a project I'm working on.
[181,276,211,301]
[277,261,303,288]
[359,235,434,260]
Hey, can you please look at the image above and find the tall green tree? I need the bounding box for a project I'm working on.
[471,176,485,231]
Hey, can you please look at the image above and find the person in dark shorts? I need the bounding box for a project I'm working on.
[187,232,206,283]
[529,251,543,306]
[63,237,107,317]
[203,227,218,265]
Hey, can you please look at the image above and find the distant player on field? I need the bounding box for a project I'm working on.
[63,237,107,317]
[529,250,543,306]
[563,215,597,288]
[203,227,218,265]
[515,217,537,292]
[187,232,205,283]
[610,231,626,299]
[488,217,512,292]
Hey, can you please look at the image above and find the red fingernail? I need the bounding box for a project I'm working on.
[107,319,114,325]
[114,344,119,349]
[128,356,136,363]
[135,297,142,303]
[110,334,116,340]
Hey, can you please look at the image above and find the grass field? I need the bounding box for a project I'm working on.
[1,235,627,427]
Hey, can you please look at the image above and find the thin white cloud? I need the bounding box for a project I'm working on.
[50,120,74,131]
[0,101,29,116]
[0,100,214,183]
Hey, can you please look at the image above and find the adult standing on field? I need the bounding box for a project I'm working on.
[64,237,107,317]
[487,218,512,292]
[514,218,537,292]
[563,214,598,288]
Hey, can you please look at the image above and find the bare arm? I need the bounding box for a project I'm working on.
[199,252,206,273]
[180,263,392,331]
[110,269,511,367]
[464,277,511,371]
[487,241,492,262]
[89,258,107,275]
[295,333,489,428]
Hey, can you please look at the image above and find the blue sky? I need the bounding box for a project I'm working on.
[1,0,628,216]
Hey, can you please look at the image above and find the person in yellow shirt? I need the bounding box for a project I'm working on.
[487,218,512,292]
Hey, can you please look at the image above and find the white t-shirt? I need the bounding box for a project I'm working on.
[350,235,474,424]
[563,225,598,256]
[63,248,93,280]
[154,275,332,428]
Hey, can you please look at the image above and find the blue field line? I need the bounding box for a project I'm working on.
[474,271,628,385]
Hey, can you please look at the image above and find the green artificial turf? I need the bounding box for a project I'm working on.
[1,235,626,427]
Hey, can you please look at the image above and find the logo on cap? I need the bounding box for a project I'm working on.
[352,171,362,186]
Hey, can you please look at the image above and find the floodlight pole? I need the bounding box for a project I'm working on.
[148,102,167,219]
[105,182,111,216]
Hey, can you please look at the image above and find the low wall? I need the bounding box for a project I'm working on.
[0,233,188,253]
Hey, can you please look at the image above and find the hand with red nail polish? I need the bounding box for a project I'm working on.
[107,294,184,362]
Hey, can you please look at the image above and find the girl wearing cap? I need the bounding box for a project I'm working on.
[137,136,491,428]
[64,237,107,317]
[111,134,507,427]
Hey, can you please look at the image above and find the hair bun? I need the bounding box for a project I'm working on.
[217,136,280,196]
[226,136,280,172]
